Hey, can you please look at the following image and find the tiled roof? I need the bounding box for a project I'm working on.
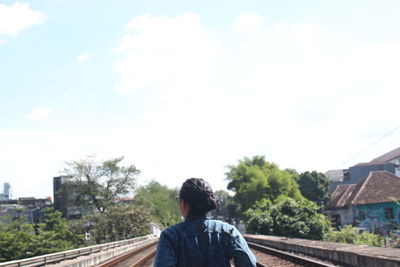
[326,171,400,208]
[371,146,400,163]
[350,171,400,205]
[327,184,356,208]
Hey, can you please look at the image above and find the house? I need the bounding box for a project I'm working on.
[325,183,356,226]
[326,146,400,192]
[351,171,400,234]
[325,171,400,234]
[327,162,396,192]
[370,146,400,176]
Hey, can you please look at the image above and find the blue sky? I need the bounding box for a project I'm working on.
[1,0,400,198]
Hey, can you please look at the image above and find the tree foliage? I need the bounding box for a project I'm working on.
[244,197,331,240]
[73,204,152,244]
[62,156,140,213]
[209,190,240,223]
[297,171,329,205]
[0,211,83,262]
[134,181,181,228]
[226,156,302,213]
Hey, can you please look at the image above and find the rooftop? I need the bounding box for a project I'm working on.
[371,146,400,163]
[327,171,400,208]
[350,171,400,205]
[327,184,355,208]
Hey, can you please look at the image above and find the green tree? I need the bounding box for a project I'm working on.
[81,204,152,243]
[0,222,36,261]
[284,168,299,181]
[62,156,140,213]
[226,156,302,213]
[0,211,83,262]
[134,181,181,228]
[244,197,331,240]
[297,171,329,205]
[37,211,84,251]
[210,190,240,223]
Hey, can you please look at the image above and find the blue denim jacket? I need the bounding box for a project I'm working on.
[153,215,257,267]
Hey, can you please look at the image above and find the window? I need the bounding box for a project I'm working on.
[358,210,366,220]
[384,207,394,219]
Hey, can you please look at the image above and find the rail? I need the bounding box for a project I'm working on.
[0,234,156,267]
[99,240,158,267]
[249,242,336,267]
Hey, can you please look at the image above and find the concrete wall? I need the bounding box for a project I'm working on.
[348,164,396,184]
[326,207,354,226]
[354,202,400,234]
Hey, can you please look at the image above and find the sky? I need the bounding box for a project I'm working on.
[1,0,400,198]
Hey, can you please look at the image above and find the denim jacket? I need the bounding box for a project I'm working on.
[153,215,257,267]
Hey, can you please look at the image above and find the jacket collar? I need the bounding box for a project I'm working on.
[184,214,208,222]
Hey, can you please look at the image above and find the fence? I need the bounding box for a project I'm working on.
[0,234,155,267]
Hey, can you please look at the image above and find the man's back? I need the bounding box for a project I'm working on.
[154,215,256,267]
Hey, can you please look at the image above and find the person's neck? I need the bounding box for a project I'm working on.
[185,213,207,220]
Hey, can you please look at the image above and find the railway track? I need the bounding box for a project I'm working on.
[99,240,158,267]
[249,242,338,267]
[98,240,338,267]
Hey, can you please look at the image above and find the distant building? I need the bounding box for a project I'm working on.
[0,197,52,224]
[327,162,397,192]
[325,169,344,182]
[53,175,95,219]
[53,175,83,218]
[0,182,11,200]
[0,204,29,223]
[327,147,400,192]
[325,171,400,234]
[0,182,52,223]
[370,146,400,176]
[18,197,51,210]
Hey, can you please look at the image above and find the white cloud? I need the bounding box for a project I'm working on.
[111,12,400,181]
[61,92,71,99]
[113,13,219,93]
[26,107,52,120]
[0,39,6,45]
[0,2,47,37]
[233,13,263,33]
[76,52,91,63]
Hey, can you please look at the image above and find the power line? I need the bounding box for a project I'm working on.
[340,125,400,167]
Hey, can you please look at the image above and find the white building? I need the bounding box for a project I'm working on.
[325,169,344,182]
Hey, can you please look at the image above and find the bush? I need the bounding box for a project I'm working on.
[244,197,331,240]
[324,225,383,246]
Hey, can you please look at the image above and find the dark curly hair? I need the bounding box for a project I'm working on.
[179,178,218,215]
